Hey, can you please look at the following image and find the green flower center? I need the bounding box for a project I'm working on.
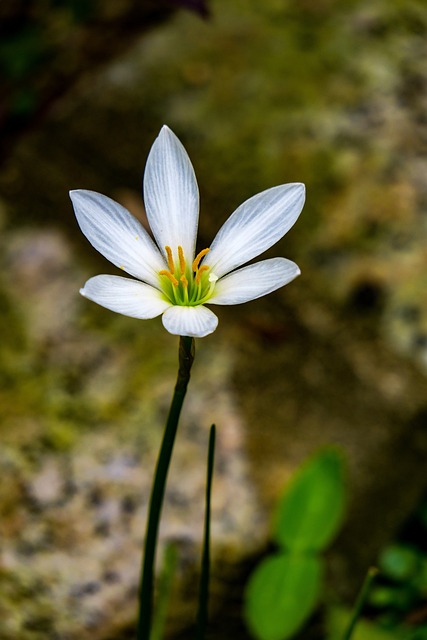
[159,245,218,306]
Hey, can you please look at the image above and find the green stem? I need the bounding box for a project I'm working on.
[137,335,195,640]
[150,543,178,640]
[342,567,378,640]
[195,424,216,640]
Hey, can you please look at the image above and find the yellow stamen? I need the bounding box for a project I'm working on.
[159,270,179,286]
[180,274,188,288]
[192,248,210,273]
[165,246,175,273]
[195,265,210,285]
[178,246,186,274]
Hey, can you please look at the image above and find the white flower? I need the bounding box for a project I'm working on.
[70,126,305,338]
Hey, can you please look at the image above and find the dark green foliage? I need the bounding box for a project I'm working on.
[244,448,346,640]
[361,495,427,638]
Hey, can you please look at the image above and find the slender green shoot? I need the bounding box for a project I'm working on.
[342,567,379,640]
[195,424,216,640]
[137,336,195,640]
[150,543,178,640]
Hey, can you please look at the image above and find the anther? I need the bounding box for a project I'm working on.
[165,246,175,273]
[178,246,186,274]
[195,265,210,285]
[192,248,210,273]
[180,275,188,288]
[159,270,179,286]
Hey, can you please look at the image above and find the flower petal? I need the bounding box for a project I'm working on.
[206,183,305,278]
[70,189,165,288]
[80,275,171,319]
[162,305,218,337]
[143,126,199,263]
[208,257,300,305]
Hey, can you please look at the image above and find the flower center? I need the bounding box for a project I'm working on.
[159,245,218,306]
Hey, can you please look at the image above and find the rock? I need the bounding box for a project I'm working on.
[28,458,68,507]
[232,289,427,596]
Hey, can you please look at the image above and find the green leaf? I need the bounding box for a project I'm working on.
[406,624,427,640]
[274,448,345,552]
[379,544,420,582]
[244,552,322,640]
[369,584,416,610]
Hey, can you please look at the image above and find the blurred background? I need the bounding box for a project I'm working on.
[1,0,427,638]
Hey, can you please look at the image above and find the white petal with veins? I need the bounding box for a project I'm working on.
[206,183,305,278]
[144,126,199,263]
[81,275,171,318]
[70,190,165,288]
[209,258,300,305]
[162,305,218,338]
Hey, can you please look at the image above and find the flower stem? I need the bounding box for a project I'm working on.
[195,424,216,640]
[137,335,195,640]
[342,567,378,640]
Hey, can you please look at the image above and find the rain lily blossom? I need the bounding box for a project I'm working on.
[70,126,305,338]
